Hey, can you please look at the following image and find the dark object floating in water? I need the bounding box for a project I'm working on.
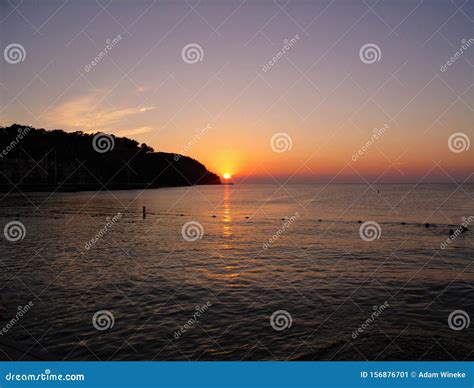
[461,225,469,233]
[180,214,184,216]
[318,219,322,222]
[245,216,249,219]
[357,220,362,223]
[425,223,430,228]
[449,229,454,236]
[401,222,406,225]
[212,215,216,218]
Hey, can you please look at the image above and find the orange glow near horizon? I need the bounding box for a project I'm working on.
[1,1,472,184]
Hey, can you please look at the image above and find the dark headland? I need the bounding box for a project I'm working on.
[0,124,221,192]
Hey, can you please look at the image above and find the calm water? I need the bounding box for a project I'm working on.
[0,184,473,360]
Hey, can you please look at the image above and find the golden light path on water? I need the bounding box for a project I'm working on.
[222,184,242,280]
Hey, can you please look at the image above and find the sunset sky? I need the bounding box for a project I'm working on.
[0,0,472,183]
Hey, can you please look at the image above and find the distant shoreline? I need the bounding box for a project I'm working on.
[0,182,221,193]
[2,182,470,193]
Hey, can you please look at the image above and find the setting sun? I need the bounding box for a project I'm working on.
[223,173,232,180]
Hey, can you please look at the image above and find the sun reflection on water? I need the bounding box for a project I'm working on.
[222,184,232,239]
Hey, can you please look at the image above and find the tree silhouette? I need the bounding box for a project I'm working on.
[0,124,220,191]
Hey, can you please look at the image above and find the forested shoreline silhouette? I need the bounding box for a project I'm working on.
[0,124,220,192]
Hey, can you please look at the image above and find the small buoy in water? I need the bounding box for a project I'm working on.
[425,223,430,228]
[401,222,406,225]
[245,216,249,219]
[212,215,216,218]
[449,229,454,236]
[180,214,184,216]
[357,220,362,223]
[318,219,322,222]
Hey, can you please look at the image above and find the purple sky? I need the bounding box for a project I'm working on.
[1,0,472,182]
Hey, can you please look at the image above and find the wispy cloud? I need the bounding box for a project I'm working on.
[116,126,154,137]
[45,93,155,132]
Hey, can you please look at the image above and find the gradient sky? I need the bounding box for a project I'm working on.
[0,0,472,183]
